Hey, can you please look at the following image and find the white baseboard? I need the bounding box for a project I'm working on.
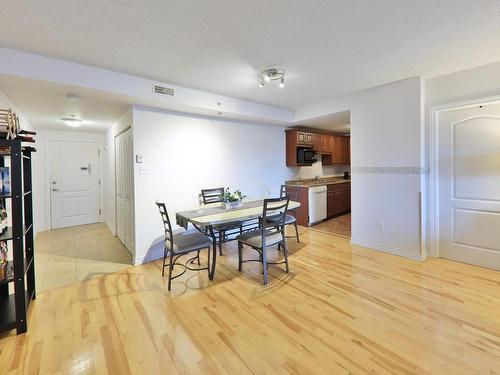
[133,242,164,265]
[350,238,427,261]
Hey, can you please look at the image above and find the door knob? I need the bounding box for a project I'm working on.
[51,188,59,192]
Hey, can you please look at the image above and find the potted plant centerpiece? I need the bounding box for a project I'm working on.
[220,188,246,209]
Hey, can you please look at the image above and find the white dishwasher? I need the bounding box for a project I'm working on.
[308,185,327,225]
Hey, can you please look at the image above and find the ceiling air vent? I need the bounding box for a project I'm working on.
[152,84,174,96]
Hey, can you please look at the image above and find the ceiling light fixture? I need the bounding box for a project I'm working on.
[258,68,285,88]
[62,115,82,127]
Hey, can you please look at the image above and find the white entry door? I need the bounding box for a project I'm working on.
[115,128,134,254]
[50,140,100,229]
[438,107,500,270]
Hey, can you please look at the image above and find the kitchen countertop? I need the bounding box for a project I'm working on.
[285,177,351,188]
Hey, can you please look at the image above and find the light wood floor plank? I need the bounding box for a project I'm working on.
[1,227,500,374]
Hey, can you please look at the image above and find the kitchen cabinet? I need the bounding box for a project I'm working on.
[286,130,315,166]
[313,133,333,154]
[297,131,314,146]
[327,182,350,218]
[323,135,350,165]
[286,129,348,166]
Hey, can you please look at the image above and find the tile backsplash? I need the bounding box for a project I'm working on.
[287,155,350,179]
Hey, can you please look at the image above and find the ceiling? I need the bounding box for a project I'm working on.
[0,1,500,112]
[0,76,129,132]
[298,110,350,133]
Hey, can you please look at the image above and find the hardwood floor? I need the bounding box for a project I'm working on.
[313,213,351,237]
[1,227,500,374]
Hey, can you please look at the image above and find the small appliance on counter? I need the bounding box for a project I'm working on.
[343,171,350,179]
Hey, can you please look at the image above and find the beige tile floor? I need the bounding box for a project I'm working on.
[35,223,133,292]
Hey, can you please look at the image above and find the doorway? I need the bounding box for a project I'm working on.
[437,103,500,270]
[49,140,100,229]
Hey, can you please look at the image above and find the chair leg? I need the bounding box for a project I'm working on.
[196,249,201,265]
[219,231,224,256]
[282,240,289,273]
[238,241,243,271]
[262,247,268,285]
[162,248,167,276]
[167,254,174,291]
[294,221,300,243]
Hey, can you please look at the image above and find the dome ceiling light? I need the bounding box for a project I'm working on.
[258,68,285,88]
[62,114,82,127]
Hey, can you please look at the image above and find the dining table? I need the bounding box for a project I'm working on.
[176,198,301,279]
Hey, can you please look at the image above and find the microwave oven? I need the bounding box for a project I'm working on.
[297,147,317,164]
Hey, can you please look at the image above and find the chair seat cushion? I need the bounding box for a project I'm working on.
[236,229,283,248]
[172,230,212,254]
[268,214,296,225]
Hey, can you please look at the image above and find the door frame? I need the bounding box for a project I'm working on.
[428,94,500,258]
[44,135,104,231]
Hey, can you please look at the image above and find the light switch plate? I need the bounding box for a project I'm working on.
[139,166,149,175]
[136,154,143,163]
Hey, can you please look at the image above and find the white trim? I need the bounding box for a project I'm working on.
[351,239,428,261]
[428,94,500,258]
[134,247,163,265]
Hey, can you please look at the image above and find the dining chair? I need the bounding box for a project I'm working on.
[236,197,290,285]
[201,187,224,204]
[279,184,301,243]
[156,201,213,290]
[200,187,242,256]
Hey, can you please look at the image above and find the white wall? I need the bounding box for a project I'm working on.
[131,106,288,264]
[296,77,425,260]
[32,130,105,232]
[104,107,132,235]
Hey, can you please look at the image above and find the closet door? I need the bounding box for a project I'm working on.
[115,128,134,254]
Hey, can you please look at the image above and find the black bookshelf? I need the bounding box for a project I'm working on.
[0,138,36,335]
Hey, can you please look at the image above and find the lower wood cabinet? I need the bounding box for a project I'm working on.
[327,182,350,218]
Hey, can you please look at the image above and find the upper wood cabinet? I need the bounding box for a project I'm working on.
[313,133,333,154]
[297,131,314,146]
[323,135,350,165]
[286,129,349,166]
[286,129,314,166]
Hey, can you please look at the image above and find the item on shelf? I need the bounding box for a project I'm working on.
[0,262,5,281]
[0,206,7,233]
[0,241,7,263]
[0,108,20,139]
[0,167,10,194]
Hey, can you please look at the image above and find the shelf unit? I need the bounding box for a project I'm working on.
[0,138,36,335]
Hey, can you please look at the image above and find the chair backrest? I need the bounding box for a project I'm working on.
[280,184,300,201]
[262,196,290,231]
[155,201,173,251]
[201,187,224,204]
[280,185,300,216]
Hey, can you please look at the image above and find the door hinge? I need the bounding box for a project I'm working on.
[99,179,101,185]
[98,149,100,157]
[99,209,102,215]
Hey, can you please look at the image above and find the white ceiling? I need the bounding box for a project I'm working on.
[0,76,129,132]
[298,110,350,133]
[0,1,500,112]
